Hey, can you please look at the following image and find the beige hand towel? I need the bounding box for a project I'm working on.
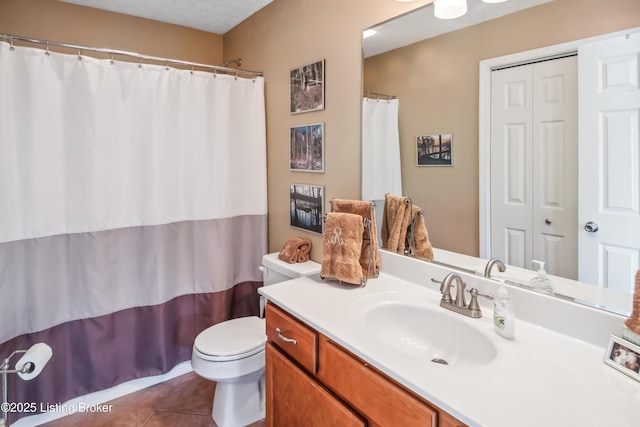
[625,270,640,334]
[407,206,434,261]
[321,212,364,286]
[382,194,411,254]
[331,199,380,278]
[279,238,312,263]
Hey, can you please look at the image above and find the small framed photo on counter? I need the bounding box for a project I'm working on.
[604,335,640,381]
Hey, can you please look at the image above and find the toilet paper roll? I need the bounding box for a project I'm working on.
[14,343,53,381]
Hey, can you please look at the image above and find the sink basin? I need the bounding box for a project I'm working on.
[361,298,497,368]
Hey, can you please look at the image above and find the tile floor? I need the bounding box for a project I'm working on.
[39,372,265,427]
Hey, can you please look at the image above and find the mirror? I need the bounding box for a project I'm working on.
[362,0,639,316]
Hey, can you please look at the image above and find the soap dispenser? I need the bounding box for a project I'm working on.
[529,260,555,296]
[493,280,515,340]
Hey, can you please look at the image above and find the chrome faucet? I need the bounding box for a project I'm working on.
[484,258,506,278]
[441,272,466,308]
[438,272,493,318]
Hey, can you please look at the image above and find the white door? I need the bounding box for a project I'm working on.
[531,58,578,279]
[491,65,533,269]
[578,32,640,292]
[491,57,578,277]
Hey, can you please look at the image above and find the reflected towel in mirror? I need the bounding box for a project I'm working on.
[408,206,434,261]
[381,194,412,253]
[625,270,640,334]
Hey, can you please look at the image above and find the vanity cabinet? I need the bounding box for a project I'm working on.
[265,302,467,427]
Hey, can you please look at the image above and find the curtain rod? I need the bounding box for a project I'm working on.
[363,91,396,100]
[1,34,263,78]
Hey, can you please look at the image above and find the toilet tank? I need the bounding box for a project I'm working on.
[260,252,321,286]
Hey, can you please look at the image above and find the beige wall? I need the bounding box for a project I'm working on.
[363,0,640,257]
[0,0,223,66]
[224,0,432,260]
[3,0,638,262]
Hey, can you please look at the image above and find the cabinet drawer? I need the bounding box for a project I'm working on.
[266,303,318,374]
[318,335,437,427]
[266,343,365,427]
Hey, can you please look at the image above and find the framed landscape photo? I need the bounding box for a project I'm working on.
[416,133,453,166]
[290,183,324,234]
[290,123,324,172]
[604,335,640,382]
[290,60,325,114]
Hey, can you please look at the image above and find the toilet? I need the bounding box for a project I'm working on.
[191,252,321,427]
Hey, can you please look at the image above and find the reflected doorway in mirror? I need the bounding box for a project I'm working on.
[416,133,453,166]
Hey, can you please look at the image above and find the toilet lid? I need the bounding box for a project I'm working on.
[194,316,266,359]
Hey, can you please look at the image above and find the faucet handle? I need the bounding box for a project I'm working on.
[467,288,483,318]
[467,288,494,318]
[467,288,494,301]
[439,281,453,304]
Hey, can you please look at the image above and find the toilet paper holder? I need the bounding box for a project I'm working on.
[1,344,52,427]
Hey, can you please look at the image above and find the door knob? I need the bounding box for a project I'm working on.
[544,219,552,225]
[584,221,599,233]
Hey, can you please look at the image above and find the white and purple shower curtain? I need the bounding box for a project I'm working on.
[0,41,267,421]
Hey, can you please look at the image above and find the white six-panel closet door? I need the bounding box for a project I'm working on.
[578,32,640,292]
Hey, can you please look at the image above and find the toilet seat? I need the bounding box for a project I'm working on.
[194,316,266,362]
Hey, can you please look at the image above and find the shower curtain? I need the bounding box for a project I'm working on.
[0,41,267,421]
[362,97,402,244]
[361,97,402,200]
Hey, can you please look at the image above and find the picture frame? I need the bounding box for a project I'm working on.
[290,123,324,172]
[290,60,325,114]
[604,335,640,381]
[416,133,453,167]
[290,184,324,234]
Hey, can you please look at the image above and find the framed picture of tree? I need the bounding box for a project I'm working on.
[289,184,324,234]
[290,123,324,172]
[416,133,453,166]
[290,60,325,114]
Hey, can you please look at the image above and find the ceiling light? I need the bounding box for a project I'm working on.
[434,0,468,20]
[363,29,377,39]
[482,0,508,3]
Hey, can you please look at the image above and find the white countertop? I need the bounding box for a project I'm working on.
[258,252,640,427]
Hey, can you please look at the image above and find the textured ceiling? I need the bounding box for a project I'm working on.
[59,0,552,52]
[59,0,273,34]
[363,0,553,58]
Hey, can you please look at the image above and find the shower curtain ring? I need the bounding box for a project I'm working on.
[77,49,83,61]
[165,60,169,71]
[45,41,50,56]
[109,53,114,65]
[9,37,14,51]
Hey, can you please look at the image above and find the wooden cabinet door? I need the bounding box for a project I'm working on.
[265,343,365,427]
